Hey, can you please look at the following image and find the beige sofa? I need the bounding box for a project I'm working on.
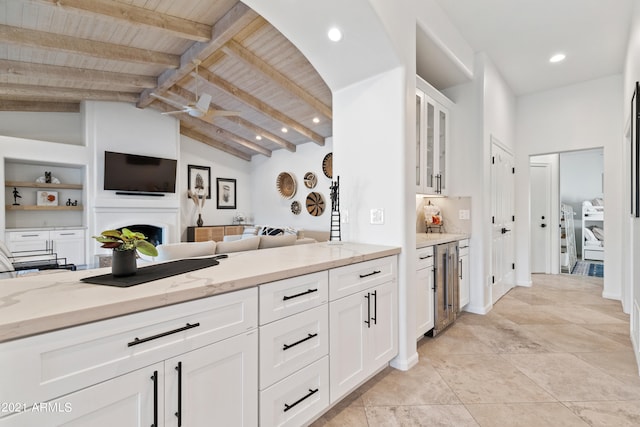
[153,227,329,262]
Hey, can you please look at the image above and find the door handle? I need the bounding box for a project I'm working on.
[175,361,182,426]
[540,224,547,228]
[151,370,158,427]
[364,293,371,328]
[501,227,511,234]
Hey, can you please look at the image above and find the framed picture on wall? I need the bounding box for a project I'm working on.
[217,178,237,209]
[187,165,211,199]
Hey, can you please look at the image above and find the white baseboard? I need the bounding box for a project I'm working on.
[602,292,621,301]
[463,303,491,315]
[516,280,532,287]
[390,351,419,371]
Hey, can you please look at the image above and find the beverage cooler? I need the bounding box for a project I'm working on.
[432,241,459,336]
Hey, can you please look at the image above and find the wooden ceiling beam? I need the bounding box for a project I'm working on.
[138,2,257,108]
[181,126,251,162]
[197,67,325,145]
[222,39,332,119]
[0,24,179,68]
[47,0,212,42]
[153,100,271,157]
[0,100,80,112]
[0,84,138,103]
[0,60,156,91]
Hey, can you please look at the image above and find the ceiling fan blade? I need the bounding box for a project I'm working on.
[150,93,187,110]
[161,110,186,116]
[195,93,212,113]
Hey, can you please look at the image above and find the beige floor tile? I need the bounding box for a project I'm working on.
[565,400,640,426]
[465,402,589,427]
[417,324,495,357]
[490,304,567,325]
[459,321,552,353]
[429,353,555,404]
[518,324,630,353]
[537,304,627,325]
[364,405,479,427]
[574,351,640,386]
[360,360,460,406]
[311,404,369,427]
[579,322,634,346]
[503,352,640,401]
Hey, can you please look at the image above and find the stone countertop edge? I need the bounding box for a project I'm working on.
[416,233,470,248]
[0,242,400,343]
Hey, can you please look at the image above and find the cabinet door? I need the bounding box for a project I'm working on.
[0,363,163,427]
[416,265,435,338]
[367,281,397,369]
[437,107,448,195]
[329,291,367,403]
[459,253,470,308]
[165,331,258,427]
[51,229,85,266]
[194,226,224,242]
[416,89,426,193]
[425,97,436,193]
[5,230,50,253]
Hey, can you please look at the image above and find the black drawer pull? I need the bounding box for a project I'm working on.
[359,270,381,278]
[283,388,319,413]
[283,333,318,351]
[128,323,200,347]
[151,370,158,427]
[283,288,318,301]
[419,254,433,260]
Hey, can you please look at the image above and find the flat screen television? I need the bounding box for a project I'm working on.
[104,151,177,194]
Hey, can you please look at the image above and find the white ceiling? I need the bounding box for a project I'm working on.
[422,0,634,95]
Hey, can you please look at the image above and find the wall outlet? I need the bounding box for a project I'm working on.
[370,208,384,225]
[459,209,470,220]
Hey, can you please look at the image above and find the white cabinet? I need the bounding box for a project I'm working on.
[458,240,470,308]
[582,207,604,261]
[5,228,86,267]
[416,246,435,338]
[416,75,452,195]
[0,287,258,425]
[259,272,329,427]
[165,332,258,427]
[329,256,398,404]
[0,362,163,427]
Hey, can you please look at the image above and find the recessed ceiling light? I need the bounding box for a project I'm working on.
[255,135,262,141]
[549,53,566,63]
[312,117,320,124]
[327,27,342,42]
[281,127,288,133]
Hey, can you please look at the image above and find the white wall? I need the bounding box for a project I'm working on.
[0,112,83,146]
[623,0,640,371]
[180,135,253,239]
[250,138,332,231]
[515,75,624,301]
[560,149,604,256]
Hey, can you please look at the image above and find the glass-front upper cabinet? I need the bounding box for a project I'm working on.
[416,75,451,195]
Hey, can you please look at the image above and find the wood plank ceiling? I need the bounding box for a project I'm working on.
[0,0,333,161]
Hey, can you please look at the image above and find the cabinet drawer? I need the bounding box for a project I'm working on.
[416,246,434,269]
[584,249,604,261]
[260,305,328,389]
[5,230,49,243]
[50,229,85,240]
[329,256,397,301]
[458,239,470,255]
[0,287,257,405]
[259,271,328,324]
[260,356,329,427]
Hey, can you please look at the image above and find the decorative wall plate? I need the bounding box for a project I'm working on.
[276,172,297,199]
[304,172,317,189]
[322,153,333,178]
[291,200,301,215]
[306,192,325,216]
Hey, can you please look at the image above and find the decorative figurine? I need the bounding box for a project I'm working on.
[12,187,21,206]
[45,171,52,183]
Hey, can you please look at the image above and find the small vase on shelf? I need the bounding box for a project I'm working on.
[196,214,204,227]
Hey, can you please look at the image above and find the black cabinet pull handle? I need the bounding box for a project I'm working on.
[128,323,200,347]
[283,333,318,351]
[283,388,319,413]
[364,293,371,328]
[419,254,433,260]
[359,270,381,278]
[151,370,158,427]
[459,259,463,279]
[283,288,318,301]
[371,290,377,325]
[175,362,182,426]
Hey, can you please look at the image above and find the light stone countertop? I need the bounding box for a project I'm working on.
[416,233,470,248]
[0,242,400,343]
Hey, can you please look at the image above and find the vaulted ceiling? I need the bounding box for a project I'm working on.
[0,0,333,161]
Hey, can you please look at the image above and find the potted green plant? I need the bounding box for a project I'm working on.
[93,228,158,277]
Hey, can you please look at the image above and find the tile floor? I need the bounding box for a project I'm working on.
[311,274,640,426]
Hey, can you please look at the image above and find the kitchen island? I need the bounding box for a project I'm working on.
[0,242,399,426]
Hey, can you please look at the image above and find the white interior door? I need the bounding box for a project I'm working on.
[530,163,551,273]
[491,141,515,304]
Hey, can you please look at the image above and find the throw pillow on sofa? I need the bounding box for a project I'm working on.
[258,234,297,249]
[216,236,260,254]
[155,241,216,261]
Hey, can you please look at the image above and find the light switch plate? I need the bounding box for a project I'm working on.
[459,209,470,220]
[370,208,384,224]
